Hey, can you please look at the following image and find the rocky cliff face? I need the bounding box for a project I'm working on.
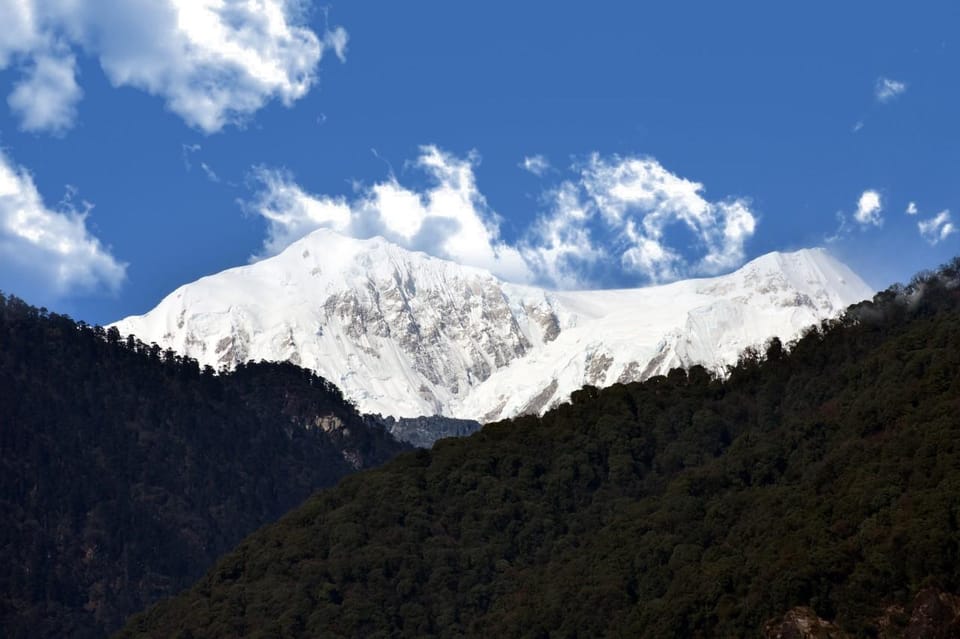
[892,589,960,639]
[113,229,874,422]
[764,589,960,638]
[377,415,483,449]
[764,608,846,638]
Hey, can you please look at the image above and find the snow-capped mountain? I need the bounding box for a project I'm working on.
[112,229,873,422]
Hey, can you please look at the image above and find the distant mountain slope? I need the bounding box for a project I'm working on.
[113,229,873,421]
[0,294,407,638]
[119,259,960,638]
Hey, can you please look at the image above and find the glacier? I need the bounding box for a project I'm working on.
[112,228,874,422]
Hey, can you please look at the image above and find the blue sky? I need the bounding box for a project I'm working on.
[0,1,958,325]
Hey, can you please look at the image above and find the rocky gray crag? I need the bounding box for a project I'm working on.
[376,415,483,448]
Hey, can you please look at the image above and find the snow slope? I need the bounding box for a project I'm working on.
[112,229,874,421]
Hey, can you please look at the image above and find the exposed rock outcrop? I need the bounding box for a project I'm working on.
[764,589,960,639]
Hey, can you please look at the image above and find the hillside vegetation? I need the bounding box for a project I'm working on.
[119,260,960,638]
[0,294,407,638]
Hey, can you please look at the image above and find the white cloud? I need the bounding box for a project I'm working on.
[918,210,955,245]
[249,145,532,283]
[0,150,126,297]
[519,182,604,288]
[906,201,918,215]
[250,168,352,253]
[0,0,345,134]
[521,155,551,177]
[875,76,907,103]
[575,154,757,282]
[854,189,883,227]
[250,147,759,289]
[323,26,349,62]
[7,46,82,134]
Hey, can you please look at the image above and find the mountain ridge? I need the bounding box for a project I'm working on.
[112,229,873,421]
[116,257,960,638]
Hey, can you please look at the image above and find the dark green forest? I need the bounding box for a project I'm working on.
[119,260,960,638]
[0,294,407,638]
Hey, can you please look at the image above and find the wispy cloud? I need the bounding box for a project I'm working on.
[906,201,918,215]
[0,150,126,298]
[918,210,955,245]
[323,26,349,62]
[182,143,220,183]
[0,1,347,134]
[7,46,82,135]
[521,155,551,177]
[181,143,201,171]
[875,76,907,103]
[247,147,759,288]
[519,182,604,288]
[854,189,883,227]
[199,162,220,184]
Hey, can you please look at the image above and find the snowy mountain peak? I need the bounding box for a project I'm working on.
[112,231,873,421]
[283,227,487,278]
[695,247,867,311]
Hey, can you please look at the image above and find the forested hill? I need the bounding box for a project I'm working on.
[121,259,960,638]
[0,294,408,638]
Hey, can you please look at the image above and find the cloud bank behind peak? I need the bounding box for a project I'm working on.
[248,146,759,290]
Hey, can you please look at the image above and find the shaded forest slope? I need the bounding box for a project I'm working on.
[0,294,408,638]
